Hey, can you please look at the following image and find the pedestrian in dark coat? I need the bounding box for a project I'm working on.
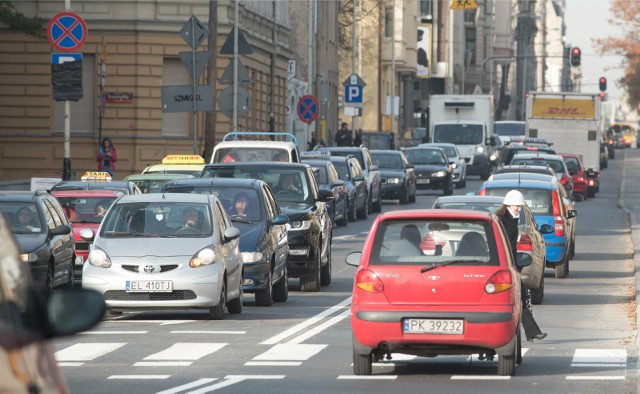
[335,122,352,147]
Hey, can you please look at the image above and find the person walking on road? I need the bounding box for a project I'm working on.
[335,122,352,147]
[97,137,117,177]
[496,189,547,342]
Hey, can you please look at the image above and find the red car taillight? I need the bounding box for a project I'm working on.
[560,173,570,185]
[517,233,533,252]
[355,269,384,294]
[479,188,486,196]
[574,176,584,183]
[587,179,596,186]
[551,191,565,236]
[485,270,513,294]
[608,139,614,145]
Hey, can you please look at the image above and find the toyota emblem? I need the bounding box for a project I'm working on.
[143,265,155,273]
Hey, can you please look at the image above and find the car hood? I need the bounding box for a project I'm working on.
[232,221,265,251]
[95,237,213,257]
[280,205,314,221]
[379,169,406,178]
[412,164,447,174]
[13,233,48,254]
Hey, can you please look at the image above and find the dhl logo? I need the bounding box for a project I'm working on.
[531,98,596,119]
[546,107,581,115]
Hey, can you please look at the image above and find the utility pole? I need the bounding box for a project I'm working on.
[63,0,71,180]
[391,0,396,135]
[351,0,356,139]
[232,0,239,132]
[269,0,276,133]
[204,0,218,159]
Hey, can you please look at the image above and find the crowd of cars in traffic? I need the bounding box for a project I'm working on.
[0,129,631,390]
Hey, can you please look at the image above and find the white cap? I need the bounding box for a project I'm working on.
[503,190,525,206]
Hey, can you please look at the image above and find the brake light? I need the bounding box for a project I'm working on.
[525,147,539,151]
[574,176,584,183]
[517,233,533,252]
[485,270,513,294]
[479,188,486,196]
[587,179,596,186]
[608,139,614,145]
[560,173,570,185]
[355,269,384,294]
[551,191,564,236]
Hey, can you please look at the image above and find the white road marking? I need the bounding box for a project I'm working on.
[187,376,285,394]
[108,375,170,379]
[261,297,351,345]
[144,343,226,361]
[253,344,326,361]
[244,361,302,366]
[134,361,193,367]
[337,375,397,380]
[333,235,357,241]
[571,349,627,367]
[451,376,511,380]
[80,331,148,335]
[104,320,197,325]
[55,343,126,361]
[57,362,84,367]
[287,309,351,344]
[170,331,246,335]
[155,378,218,394]
[566,376,625,380]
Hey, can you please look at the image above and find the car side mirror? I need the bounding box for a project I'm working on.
[487,136,497,146]
[539,224,554,234]
[332,179,345,188]
[271,214,289,226]
[353,175,365,182]
[345,251,362,267]
[317,188,334,202]
[51,224,71,236]
[515,252,532,268]
[567,209,577,218]
[79,228,95,241]
[224,227,241,242]
[45,288,106,338]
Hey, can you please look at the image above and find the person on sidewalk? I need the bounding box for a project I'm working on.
[335,122,352,147]
[496,189,547,342]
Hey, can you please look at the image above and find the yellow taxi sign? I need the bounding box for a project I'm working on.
[450,0,478,10]
[161,155,205,165]
[81,171,112,182]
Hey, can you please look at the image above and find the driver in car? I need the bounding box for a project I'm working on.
[180,207,199,231]
[274,174,299,194]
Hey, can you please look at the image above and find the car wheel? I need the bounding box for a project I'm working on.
[45,262,54,297]
[554,255,569,279]
[530,276,544,305]
[587,187,596,198]
[300,246,321,292]
[481,166,490,180]
[372,187,382,212]
[226,276,243,314]
[347,198,357,222]
[321,238,332,286]
[272,266,288,303]
[443,181,453,196]
[65,262,75,289]
[353,348,373,376]
[409,186,417,203]
[209,281,226,320]
[255,269,274,307]
[336,201,348,227]
[356,194,368,220]
[516,324,523,365]
[399,184,409,204]
[497,333,517,376]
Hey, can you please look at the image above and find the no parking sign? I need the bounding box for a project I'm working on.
[47,12,87,52]
[297,95,319,124]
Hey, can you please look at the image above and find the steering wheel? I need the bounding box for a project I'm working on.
[176,226,199,235]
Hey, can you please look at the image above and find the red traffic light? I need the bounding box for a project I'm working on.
[599,92,606,101]
[570,47,581,67]
[599,77,607,92]
[572,48,580,55]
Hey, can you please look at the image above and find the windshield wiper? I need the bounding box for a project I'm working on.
[420,258,486,273]
[230,216,254,224]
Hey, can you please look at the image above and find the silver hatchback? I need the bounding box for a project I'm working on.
[81,193,243,320]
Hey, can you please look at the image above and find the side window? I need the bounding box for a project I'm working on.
[264,186,281,215]
[364,150,373,169]
[42,200,59,229]
[213,203,227,242]
[261,187,275,221]
[329,165,339,184]
[46,198,69,225]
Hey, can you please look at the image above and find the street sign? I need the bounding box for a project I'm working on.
[179,15,209,49]
[342,73,366,87]
[450,0,478,10]
[51,53,82,64]
[47,12,88,52]
[161,85,213,113]
[288,60,296,81]
[179,51,211,80]
[220,27,254,55]
[219,60,253,85]
[219,86,251,119]
[344,84,363,108]
[297,95,320,124]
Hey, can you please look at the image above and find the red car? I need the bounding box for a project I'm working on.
[346,209,532,376]
[51,190,121,280]
[560,153,588,200]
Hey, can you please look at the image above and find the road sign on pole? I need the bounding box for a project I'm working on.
[179,15,208,49]
[47,12,87,52]
[179,51,211,80]
[161,85,213,113]
[219,85,250,119]
[219,27,254,55]
[297,95,320,124]
[344,84,363,108]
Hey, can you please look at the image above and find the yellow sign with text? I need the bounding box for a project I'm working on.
[450,0,478,10]
[531,98,596,119]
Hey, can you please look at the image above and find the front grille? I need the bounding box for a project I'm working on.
[76,242,89,251]
[104,290,197,301]
[121,264,179,273]
[416,173,432,179]
[380,178,387,184]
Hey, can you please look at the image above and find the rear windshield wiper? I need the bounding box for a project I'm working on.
[420,258,486,273]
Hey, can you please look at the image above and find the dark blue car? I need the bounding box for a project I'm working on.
[162,177,289,306]
[301,158,348,227]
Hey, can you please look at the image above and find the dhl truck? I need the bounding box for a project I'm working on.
[526,92,602,195]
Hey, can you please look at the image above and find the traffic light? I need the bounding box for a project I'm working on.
[599,92,606,101]
[599,77,607,92]
[570,47,581,67]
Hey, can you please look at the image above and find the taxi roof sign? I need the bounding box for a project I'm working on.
[300,150,331,159]
[161,155,205,164]
[81,171,112,182]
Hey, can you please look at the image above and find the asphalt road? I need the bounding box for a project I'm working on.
[56,153,638,394]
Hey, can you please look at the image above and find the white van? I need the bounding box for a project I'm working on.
[211,132,301,163]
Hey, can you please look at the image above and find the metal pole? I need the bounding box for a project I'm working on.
[63,0,71,180]
[191,17,198,154]
[269,0,276,134]
[351,0,356,139]
[232,0,238,133]
[391,0,396,134]
[307,0,314,146]
[204,0,218,159]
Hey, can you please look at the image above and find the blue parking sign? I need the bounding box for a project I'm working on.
[345,84,363,107]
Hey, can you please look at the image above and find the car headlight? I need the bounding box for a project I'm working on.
[190,246,216,268]
[286,220,312,231]
[19,252,37,263]
[489,154,497,161]
[433,171,447,178]
[476,146,485,153]
[450,163,457,169]
[241,252,265,263]
[88,246,111,268]
[388,177,401,184]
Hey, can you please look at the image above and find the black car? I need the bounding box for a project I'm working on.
[0,190,75,296]
[496,138,556,167]
[301,157,348,227]
[370,149,416,204]
[493,164,557,177]
[202,162,333,292]
[163,177,289,306]
[51,179,142,195]
[509,153,574,197]
[402,146,454,195]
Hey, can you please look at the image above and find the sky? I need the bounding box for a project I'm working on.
[564,0,625,105]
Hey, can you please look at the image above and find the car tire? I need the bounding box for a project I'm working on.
[320,237,332,286]
[347,198,357,222]
[45,262,54,297]
[459,175,467,189]
[255,269,274,307]
[65,262,75,289]
[530,276,544,305]
[516,324,523,365]
[227,277,243,314]
[272,266,288,303]
[300,246,321,292]
[353,348,373,376]
[372,187,382,212]
[587,188,596,198]
[357,194,368,220]
[443,181,453,196]
[497,333,517,376]
[481,166,490,180]
[209,282,226,320]
[554,255,569,279]
[336,202,348,227]
[399,184,409,204]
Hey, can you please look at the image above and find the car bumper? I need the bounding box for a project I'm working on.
[415,177,448,190]
[545,243,568,264]
[465,154,489,175]
[242,262,271,292]
[572,181,587,195]
[286,229,318,278]
[352,306,518,355]
[381,182,404,198]
[82,263,224,310]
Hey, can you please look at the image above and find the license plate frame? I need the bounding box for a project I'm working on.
[126,280,173,293]
[416,179,430,184]
[403,318,464,335]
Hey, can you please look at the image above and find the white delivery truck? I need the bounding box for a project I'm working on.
[429,95,496,179]
[526,92,601,191]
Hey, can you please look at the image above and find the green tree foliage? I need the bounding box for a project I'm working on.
[0,1,47,39]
